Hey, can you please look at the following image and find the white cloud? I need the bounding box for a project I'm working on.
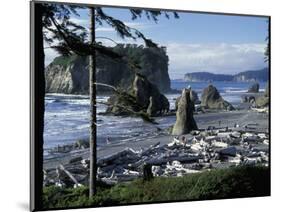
[44,47,58,66]
[96,27,115,32]
[96,22,153,32]
[43,19,154,65]
[166,42,267,79]
[69,17,88,27]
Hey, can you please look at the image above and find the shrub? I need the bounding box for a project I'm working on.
[43,165,270,209]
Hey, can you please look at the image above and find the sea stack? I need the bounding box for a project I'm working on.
[248,83,259,93]
[175,89,200,111]
[172,88,198,135]
[201,85,234,111]
[106,73,169,116]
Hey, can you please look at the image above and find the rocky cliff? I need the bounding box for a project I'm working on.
[233,68,268,82]
[45,44,171,94]
[184,72,233,82]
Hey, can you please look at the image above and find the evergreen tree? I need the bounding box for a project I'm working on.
[33,2,179,203]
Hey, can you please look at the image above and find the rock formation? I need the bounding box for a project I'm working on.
[175,89,200,111]
[172,88,198,135]
[106,73,169,116]
[45,56,89,94]
[241,95,256,104]
[201,85,234,111]
[254,96,269,108]
[243,83,269,108]
[248,83,259,93]
[45,45,171,94]
[254,84,269,108]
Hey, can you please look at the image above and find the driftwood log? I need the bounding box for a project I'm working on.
[59,164,80,186]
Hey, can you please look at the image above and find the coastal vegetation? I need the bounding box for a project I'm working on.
[43,166,270,209]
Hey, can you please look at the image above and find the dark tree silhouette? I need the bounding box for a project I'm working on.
[87,7,179,197]
[89,7,97,197]
[31,3,89,210]
[32,2,179,203]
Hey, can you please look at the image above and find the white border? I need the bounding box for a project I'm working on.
[0,0,280,211]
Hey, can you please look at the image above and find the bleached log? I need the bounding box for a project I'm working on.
[123,169,140,176]
[205,136,218,142]
[217,127,230,133]
[258,133,268,139]
[98,148,140,166]
[251,107,268,113]
[146,155,203,165]
[100,178,118,185]
[141,142,161,156]
[212,141,228,148]
[230,131,241,138]
[58,164,80,186]
[228,156,242,164]
[191,143,203,151]
[217,132,233,137]
[263,139,269,145]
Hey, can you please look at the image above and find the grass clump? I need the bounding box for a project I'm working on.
[43,165,270,209]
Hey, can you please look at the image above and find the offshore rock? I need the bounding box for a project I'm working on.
[248,83,259,93]
[201,85,234,111]
[175,89,200,111]
[172,88,198,135]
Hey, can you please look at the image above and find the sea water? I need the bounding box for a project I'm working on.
[43,81,266,154]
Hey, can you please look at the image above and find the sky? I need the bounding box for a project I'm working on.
[44,6,269,79]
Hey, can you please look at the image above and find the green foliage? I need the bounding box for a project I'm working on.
[52,54,82,67]
[43,166,270,209]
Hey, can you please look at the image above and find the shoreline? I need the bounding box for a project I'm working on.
[44,108,269,170]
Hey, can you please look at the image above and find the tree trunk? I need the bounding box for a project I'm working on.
[31,2,45,210]
[89,7,97,197]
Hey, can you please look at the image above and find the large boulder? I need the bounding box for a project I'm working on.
[248,83,259,93]
[172,89,198,135]
[241,95,255,104]
[254,96,269,108]
[254,82,269,107]
[201,85,234,110]
[106,73,169,116]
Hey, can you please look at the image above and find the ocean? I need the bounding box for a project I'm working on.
[43,81,266,156]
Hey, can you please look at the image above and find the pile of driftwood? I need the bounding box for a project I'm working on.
[44,125,269,188]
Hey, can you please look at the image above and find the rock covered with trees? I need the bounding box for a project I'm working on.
[106,73,170,117]
[45,44,171,94]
